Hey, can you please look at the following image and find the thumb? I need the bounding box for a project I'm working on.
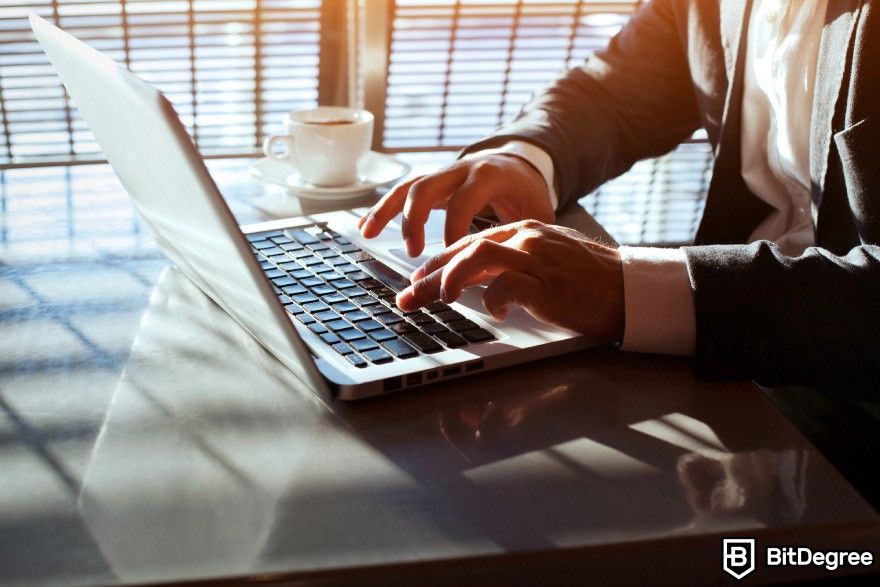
[483,271,542,321]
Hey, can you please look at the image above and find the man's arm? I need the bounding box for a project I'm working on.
[462,0,702,208]
[685,242,880,396]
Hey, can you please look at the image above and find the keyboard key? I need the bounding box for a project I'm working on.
[301,277,324,288]
[377,312,404,325]
[338,328,365,342]
[265,270,285,279]
[359,259,411,292]
[291,292,318,304]
[271,276,296,287]
[369,328,397,342]
[349,271,371,282]
[422,322,448,335]
[312,310,340,322]
[374,287,396,299]
[334,236,351,245]
[328,257,348,267]
[282,284,307,296]
[302,256,323,266]
[403,332,443,353]
[296,313,316,325]
[311,284,336,296]
[351,338,378,352]
[358,319,384,332]
[322,292,348,304]
[332,342,353,355]
[272,285,282,294]
[251,240,275,249]
[349,251,373,262]
[326,319,352,331]
[292,269,312,280]
[307,242,330,252]
[334,279,356,289]
[312,264,334,274]
[359,278,383,290]
[337,243,360,253]
[337,264,360,274]
[289,249,313,259]
[410,312,434,325]
[448,319,479,333]
[303,300,329,312]
[364,348,393,364]
[436,330,467,348]
[389,322,416,335]
[351,295,379,307]
[308,322,328,334]
[345,310,371,322]
[382,338,418,359]
[261,247,284,257]
[371,304,391,315]
[278,294,293,304]
[332,301,358,313]
[260,261,274,270]
[323,272,345,281]
[435,310,465,323]
[280,242,303,251]
[320,332,340,344]
[284,304,304,315]
[288,228,319,245]
[345,286,368,298]
[254,230,283,240]
[270,235,292,244]
[345,354,368,368]
[461,328,495,343]
[316,249,339,259]
[278,261,299,271]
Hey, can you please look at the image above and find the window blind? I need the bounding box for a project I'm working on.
[381,0,643,151]
[0,0,322,166]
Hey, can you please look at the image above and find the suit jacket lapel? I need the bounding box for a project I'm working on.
[810,0,863,208]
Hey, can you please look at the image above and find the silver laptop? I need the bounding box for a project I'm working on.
[31,15,595,400]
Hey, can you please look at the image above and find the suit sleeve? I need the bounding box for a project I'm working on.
[684,242,880,398]
[461,0,702,208]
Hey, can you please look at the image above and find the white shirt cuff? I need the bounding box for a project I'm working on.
[463,140,559,210]
[618,246,696,356]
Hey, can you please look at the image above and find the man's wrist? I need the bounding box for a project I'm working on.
[462,141,559,210]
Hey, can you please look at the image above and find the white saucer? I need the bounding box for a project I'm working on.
[249,151,411,200]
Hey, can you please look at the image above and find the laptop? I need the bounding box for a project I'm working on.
[31,15,595,400]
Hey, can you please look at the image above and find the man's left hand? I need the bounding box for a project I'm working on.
[396,220,626,343]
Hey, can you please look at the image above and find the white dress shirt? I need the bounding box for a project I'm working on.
[481,0,827,355]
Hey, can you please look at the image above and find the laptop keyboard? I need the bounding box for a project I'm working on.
[247,225,495,368]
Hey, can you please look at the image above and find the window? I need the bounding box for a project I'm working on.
[0,0,323,165]
[368,0,643,151]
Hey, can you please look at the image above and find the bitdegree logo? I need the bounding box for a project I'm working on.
[723,538,874,580]
[767,547,874,571]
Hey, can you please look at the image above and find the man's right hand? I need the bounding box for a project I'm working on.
[357,152,555,258]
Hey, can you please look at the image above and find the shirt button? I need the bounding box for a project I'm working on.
[765,10,778,23]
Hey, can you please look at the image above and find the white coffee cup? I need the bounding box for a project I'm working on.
[262,106,374,187]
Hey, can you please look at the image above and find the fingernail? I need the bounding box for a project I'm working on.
[396,288,412,309]
[411,268,423,281]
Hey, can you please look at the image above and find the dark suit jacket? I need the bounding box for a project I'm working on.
[463,0,880,396]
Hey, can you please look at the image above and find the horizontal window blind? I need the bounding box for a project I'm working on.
[382,0,643,150]
[0,0,322,166]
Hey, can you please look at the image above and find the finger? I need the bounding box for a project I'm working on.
[482,271,543,321]
[410,221,526,281]
[443,175,494,247]
[402,166,469,257]
[360,176,420,238]
[400,239,537,309]
[440,239,539,303]
[396,269,490,312]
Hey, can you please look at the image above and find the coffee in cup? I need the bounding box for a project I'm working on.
[263,106,374,187]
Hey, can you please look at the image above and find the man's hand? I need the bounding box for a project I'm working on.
[357,153,554,257]
[396,220,625,343]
